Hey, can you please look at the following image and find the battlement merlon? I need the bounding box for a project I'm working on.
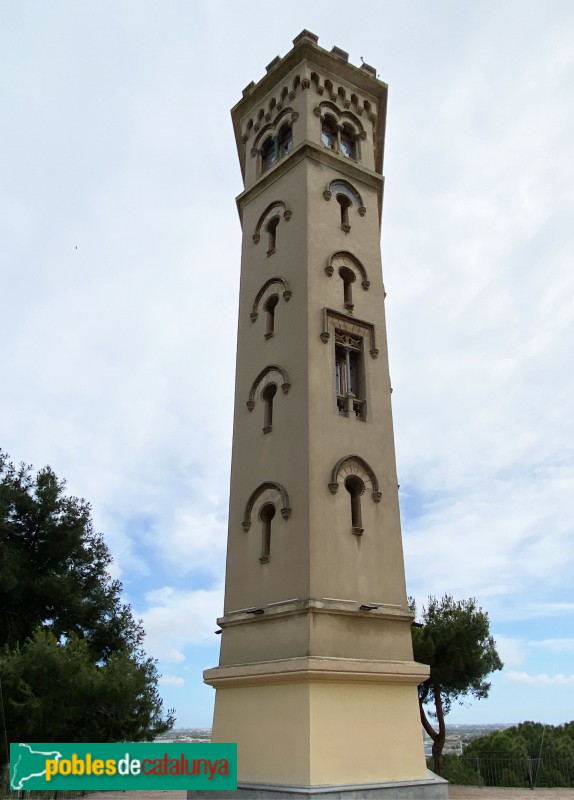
[231,29,388,182]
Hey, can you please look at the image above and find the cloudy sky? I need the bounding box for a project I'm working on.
[2,1,573,729]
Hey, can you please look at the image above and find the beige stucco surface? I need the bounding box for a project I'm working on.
[205,30,430,792]
[211,678,427,786]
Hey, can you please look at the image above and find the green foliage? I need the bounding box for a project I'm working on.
[1,632,172,745]
[440,724,574,788]
[0,452,139,661]
[0,451,175,764]
[411,595,503,715]
[410,595,502,775]
[465,721,574,761]
[436,755,483,786]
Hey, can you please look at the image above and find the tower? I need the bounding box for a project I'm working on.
[199,31,447,799]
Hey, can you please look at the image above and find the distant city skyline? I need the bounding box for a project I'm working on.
[1,0,573,728]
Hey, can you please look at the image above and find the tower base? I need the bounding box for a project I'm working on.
[188,772,448,799]
[200,657,436,792]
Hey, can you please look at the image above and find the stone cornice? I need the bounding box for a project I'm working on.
[218,597,414,628]
[204,656,429,688]
[236,141,385,227]
[231,33,387,180]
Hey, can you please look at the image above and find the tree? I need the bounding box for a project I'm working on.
[0,451,174,764]
[461,721,574,788]
[410,595,503,776]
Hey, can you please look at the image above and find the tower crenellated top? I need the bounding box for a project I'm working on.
[231,31,388,189]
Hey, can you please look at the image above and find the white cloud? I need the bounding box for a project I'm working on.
[492,636,526,669]
[137,585,224,661]
[159,675,185,687]
[506,671,574,686]
[529,638,574,653]
[2,0,574,727]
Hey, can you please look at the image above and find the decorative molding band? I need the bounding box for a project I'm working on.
[314,100,366,136]
[236,142,384,228]
[250,277,292,322]
[321,308,378,358]
[253,200,292,243]
[329,455,381,501]
[247,365,291,411]
[325,252,370,290]
[219,597,413,627]
[240,58,381,144]
[252,107,295,150]
[204,654,428,689]
[242,481,291,532]
[323,179,365,214]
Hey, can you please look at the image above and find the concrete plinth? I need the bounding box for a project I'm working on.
[188,771,449,799]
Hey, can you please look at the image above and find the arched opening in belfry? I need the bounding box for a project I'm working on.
[340,124,357,159]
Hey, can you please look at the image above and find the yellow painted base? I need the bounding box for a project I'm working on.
[210,671,427,786]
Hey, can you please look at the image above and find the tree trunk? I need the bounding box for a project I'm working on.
[430,687,447,776]
[418,686,447,776]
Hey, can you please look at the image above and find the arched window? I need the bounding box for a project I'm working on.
[318,108,361,162]
[340,125,357,159]
[262,383,277,433]
[266,216,280,254]
[260,122,293,174]
[321,116,337,150]
[261,136,276,172]
[264,294,279,338]
[337,194,352,231]
[259,503,276,562]
[323,181,365,232]
[277,124,293,157]
[339,267,355,310]
[345,476,364,535]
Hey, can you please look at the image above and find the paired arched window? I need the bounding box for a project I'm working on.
[261,123,293,174]
[340,124,357,159]
[321,116,337,150]
[320,115,359,161]
[277,124,293,157]
[261,137,276,172]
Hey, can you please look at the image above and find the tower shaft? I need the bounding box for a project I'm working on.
[195,31,447,799]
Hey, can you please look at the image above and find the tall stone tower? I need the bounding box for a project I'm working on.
[200,31,446,799]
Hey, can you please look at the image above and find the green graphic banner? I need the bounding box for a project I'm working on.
[10,742,237,790]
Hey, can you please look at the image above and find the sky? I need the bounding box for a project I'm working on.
[1,0,573,729]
